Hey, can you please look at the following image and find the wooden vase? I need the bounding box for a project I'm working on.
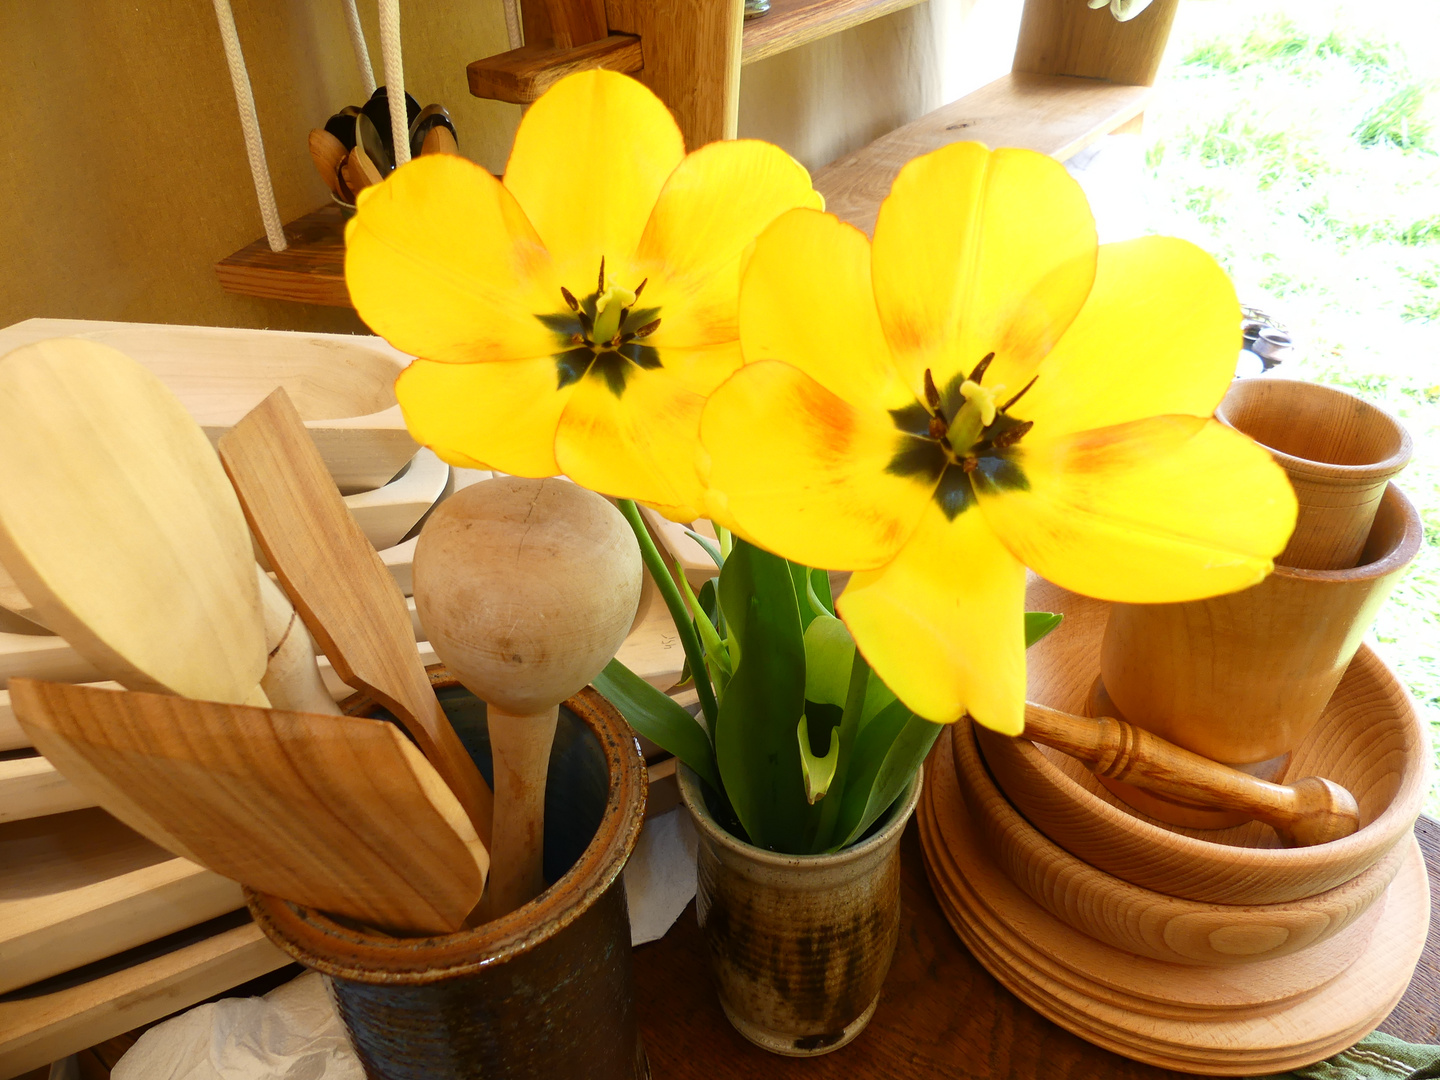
[1096,482,1421,827]
[678,764,920,1057]
[249,678,649,1080]
[1216,378,1411,571]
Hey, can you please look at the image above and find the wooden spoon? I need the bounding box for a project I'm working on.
[414,478,642,917]
[307,127,348,200]
[0,339,268,706]
[342,145,383,195]
[0,340,338,712]
[11,678,487,935]
[218,388,493,845]
[1021,702,1360,847]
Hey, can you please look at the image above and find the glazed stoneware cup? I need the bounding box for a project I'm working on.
[249,678,649,1080]
[678,764,921,1057]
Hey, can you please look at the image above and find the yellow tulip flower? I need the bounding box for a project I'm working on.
[345,71,821,521]
[700,142,1297,734]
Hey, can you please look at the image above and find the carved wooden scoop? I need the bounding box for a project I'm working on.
[1021,702,1360,847]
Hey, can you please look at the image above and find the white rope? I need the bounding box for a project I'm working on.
[503,0,522,48]
[378,0,409,167]
[211,0,287,251]
[341,0,376,95]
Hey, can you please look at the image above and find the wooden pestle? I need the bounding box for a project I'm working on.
[414,478,642,919]
[1021,702,1360,847]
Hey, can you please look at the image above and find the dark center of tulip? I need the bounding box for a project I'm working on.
[535,258,663,398]
[884,353,1035,520]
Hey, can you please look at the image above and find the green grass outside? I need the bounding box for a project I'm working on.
[1138,1,1440,812]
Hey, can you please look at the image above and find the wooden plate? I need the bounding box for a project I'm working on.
[978,577,1426,905]
[919,727,1431,1074]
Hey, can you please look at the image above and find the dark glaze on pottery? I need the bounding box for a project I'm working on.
[248,675,649,1080]
[679,764,921,1056]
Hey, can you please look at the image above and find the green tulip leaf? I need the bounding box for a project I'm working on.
[715,540,813,852]
[593,658,720,792]
[797,712,840,804]
[802,615,855,707]
[684,527,724,569]
[830,701,943,851]
[1025,611,1063,647]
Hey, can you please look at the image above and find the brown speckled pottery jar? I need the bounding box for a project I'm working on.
[678,764,921,1056]
[248,674,648,1080]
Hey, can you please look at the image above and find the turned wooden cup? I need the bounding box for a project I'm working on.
[1095,483,1421,828]
[1216,378,1411,571]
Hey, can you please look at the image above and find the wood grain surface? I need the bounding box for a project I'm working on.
[980,577,1428,906]
[812,73,1151,237]
[213,206,350,307]
[0,339,267,707]
[921,728,1431,1073]
[633,815,1438,1077]
[0,808,242,998]
[11,679,487,936]
[741,0,926,65]
[467,34,644,104]
[1013,0,1179,86]
[219,389,495,846]
[0,755,92,824]
[605,0,744,147]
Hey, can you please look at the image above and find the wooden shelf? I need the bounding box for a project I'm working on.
[215,205,349,307]
[742,0,926,65]
[813,72,1152,237]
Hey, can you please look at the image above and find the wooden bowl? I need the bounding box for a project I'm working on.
[954,717,1405,966]
[918,727,1431,1075]
[978,576,1427,905]
[0,318,419,494]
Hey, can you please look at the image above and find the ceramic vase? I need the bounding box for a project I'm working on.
[249,678,649,1080]
[678,764,921,1056]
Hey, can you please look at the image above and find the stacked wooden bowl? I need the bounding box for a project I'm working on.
[917,577,1431,1075]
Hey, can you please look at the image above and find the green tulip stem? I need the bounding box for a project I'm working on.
[617,499,720,732]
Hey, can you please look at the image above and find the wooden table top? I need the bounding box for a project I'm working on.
[633,815,1439,1078]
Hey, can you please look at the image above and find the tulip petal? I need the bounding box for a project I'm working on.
[395,356,572,477]
[838,503,1028,733]
[1019,237,1240,436]
[555,367,710,521]
[346,155,561,364]
[504,71,684,284]
[979,416,1297,603]
[636,141,823,349]
[701,360,932,571]
[738,208,911,408]
[871,143,1097,401]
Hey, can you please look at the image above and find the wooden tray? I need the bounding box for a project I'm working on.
[918,726,1431,1074]
[0,808,243,998]
[0,319,418,494]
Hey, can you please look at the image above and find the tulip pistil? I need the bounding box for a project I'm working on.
[537,259,663,397]
[885,354,1033,519]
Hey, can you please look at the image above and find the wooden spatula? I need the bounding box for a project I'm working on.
[217,388,493,846]
[0,339,267,705]
[1021,702,1360,847]
[11,678,488,935]
[0,339,338,712]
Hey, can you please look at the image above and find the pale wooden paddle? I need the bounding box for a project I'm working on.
[10,678,487,935]
[414,478,642,918]
[0,339,268,705]
[217,388,494,846]
[1021,702,1360,847]
[0,339,340,714]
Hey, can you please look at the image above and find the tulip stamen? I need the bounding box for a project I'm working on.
[968,352,996,385]
[1000,376,1038,413]
[541,259,664,397]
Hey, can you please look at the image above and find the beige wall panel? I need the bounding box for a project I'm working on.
[0,0,519,334]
